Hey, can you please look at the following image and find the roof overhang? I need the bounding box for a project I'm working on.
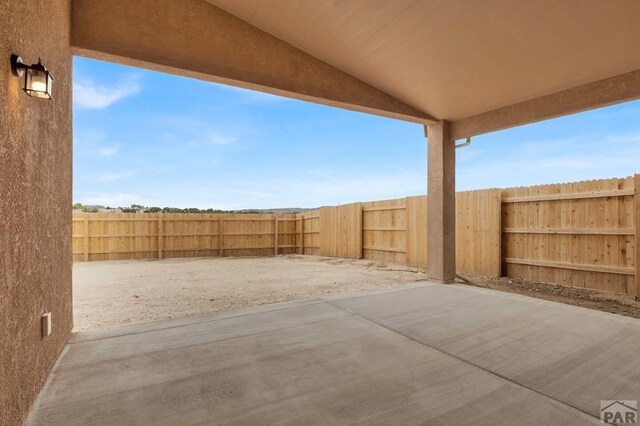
[70,0,436,125]
[72,0,640,136]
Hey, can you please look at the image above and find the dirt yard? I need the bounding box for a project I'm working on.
[459,273,640,320]
[74,255,640,331]
[73,255,427,331]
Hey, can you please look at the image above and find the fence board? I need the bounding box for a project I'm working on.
[635,174,640,297]
[456,189,502,277]
[405,195,428,268]
[362,199,406,264]
[319,203,362,258]
[301,210,320,255]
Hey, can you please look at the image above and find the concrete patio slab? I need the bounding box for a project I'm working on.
[28,283,640,425]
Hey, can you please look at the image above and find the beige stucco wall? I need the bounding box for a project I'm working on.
[0,0,73,424]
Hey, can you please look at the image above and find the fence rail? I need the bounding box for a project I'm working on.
[73,174,639,297]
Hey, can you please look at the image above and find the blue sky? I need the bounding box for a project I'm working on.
[73,57,640,210]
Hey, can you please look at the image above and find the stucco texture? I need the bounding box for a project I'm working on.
[0,0,73,425]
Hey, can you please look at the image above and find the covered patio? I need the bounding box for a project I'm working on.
[28,283,640,424]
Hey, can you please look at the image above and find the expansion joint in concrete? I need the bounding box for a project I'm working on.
[321,299,600,422]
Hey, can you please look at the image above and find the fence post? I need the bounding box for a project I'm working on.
[299,214,304,255]
[83,215,89,262]
[274,216,279,256]
[359,203,364,259]
[635,174,639,299]
[157,215,163,259]
[219,218,224,257]
[494,189,503,278]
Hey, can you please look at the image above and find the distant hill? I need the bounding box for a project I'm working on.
[236,207,318,214]
[72,203,320,214]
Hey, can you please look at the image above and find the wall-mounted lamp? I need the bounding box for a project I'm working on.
[11,54,54,99]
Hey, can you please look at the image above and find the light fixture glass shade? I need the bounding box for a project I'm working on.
[24,65,53,99]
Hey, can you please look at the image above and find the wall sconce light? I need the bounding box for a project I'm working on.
[11,54,54,99]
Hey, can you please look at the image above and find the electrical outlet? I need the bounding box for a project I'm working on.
[42,312,51,338]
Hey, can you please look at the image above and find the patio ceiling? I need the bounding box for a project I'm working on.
[206,0,640,121]
[72,0,640,137]
[207,0,640,135]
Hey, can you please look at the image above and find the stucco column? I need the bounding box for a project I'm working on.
[426,121,456,283]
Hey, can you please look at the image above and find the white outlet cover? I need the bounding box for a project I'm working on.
[42,312,51,337]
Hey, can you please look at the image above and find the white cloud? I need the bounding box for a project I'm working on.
[606,133,640,143]
[79,193,138,207]
[148,170,426,210]
[538,159,597,170]
[74,128,121,156]
[74,76,141,109]
[98,171,134,182]
[205,132,236,145]
[97,146,119,157]
[74,128,106,145]
[153,116,241,148]
[456,133,640,191]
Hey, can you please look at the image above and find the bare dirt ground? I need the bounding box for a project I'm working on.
[73,256,640,331]
[459,273,640,319]
[73,255,427,331]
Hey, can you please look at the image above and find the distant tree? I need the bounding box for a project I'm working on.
[162,207,182,213]
[72,202,90,212]
[90,205,279,214]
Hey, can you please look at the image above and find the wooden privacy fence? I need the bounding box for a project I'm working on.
[298,189,502,277]
[501,176,637,296]
[73,174,639,297]
[72,213,300,261]
[297,175,638,297]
